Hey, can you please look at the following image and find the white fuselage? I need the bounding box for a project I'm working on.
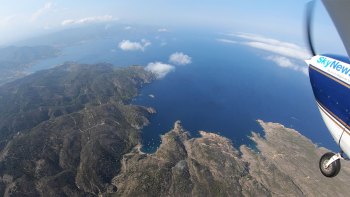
[307,55,350,158]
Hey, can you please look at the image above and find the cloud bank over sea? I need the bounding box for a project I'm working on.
[217,33,310,75]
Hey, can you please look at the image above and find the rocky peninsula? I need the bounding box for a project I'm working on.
[112,120,350,196]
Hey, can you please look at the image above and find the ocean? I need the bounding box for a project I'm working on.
[134,36,336,153]
[27,27,336,153]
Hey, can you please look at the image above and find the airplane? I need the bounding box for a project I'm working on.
[305,0,350,177]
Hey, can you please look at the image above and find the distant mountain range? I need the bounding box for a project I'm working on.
[0,63,349,196]
[0,45,59,85]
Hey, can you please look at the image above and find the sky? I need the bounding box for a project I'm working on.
[0,0,346,55]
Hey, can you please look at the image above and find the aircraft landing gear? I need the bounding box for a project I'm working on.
[319,152,342,177]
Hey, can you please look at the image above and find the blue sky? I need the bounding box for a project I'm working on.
[0,0,346,54]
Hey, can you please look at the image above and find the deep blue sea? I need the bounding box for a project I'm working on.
[27,27,337,153]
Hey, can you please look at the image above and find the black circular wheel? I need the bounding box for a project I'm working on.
[319,152,341,177]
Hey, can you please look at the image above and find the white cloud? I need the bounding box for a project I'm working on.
[169,52,192,65]
[245,41,308,60]
[216,38,237,44]
[266,55,295,68]
[266,55,308,75]
[145,62,175,79]
[226,32,310,75]
[144,53,192,79]
[158,28,168,32]
[62,15,117,26]
[31,2,53,22]
[125,26,132,30]
[119,40,143,51]
[119,39,151,51]
[232,33,309,60]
